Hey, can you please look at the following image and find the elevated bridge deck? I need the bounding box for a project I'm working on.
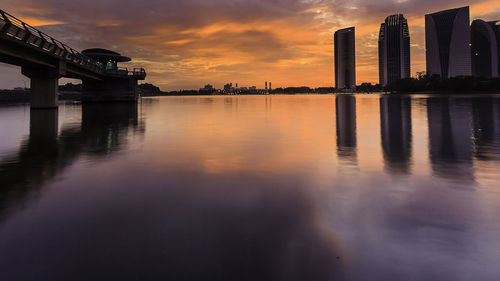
[0,9,147,108]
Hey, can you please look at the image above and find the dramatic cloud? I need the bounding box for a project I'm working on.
[1,0,500,90]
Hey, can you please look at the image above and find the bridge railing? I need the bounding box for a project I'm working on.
[130,68,147,76]
[106,67,146,78]
[0,9,104,73]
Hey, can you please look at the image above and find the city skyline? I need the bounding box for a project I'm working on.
[1,1,500,90]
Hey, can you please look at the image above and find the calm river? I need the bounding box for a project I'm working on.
[1,94,500,281]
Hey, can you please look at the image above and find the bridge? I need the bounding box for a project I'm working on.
[0,9,146,108]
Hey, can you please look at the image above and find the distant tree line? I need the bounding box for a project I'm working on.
[385,72,500,93]
[138,83,162,96]
[55,75,500,97]
[58,83,82,92]
[148,86,384,95]
[269,86,383,94]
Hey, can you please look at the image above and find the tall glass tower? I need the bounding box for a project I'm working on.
[425,6,471,78]
[471,20,500,78]
[334,27,356,89]
[378,14,411,86]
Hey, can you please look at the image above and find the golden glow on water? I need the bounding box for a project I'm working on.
[144,96,338,175]
[139,95,500,187]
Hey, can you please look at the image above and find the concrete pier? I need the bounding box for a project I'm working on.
[82,76,139,102]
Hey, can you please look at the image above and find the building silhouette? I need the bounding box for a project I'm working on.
[425,6,471,78]
[378,14,411,86]
[334,27,356,89]
[199,84,215,94]
[471,20,500,78]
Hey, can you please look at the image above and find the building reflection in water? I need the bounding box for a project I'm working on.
[335,95,357,164]
[380,95,412,174]
[0,103,144,219]
[472,98,500,161]
[427,97,474,182]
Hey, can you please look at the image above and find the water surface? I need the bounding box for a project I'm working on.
[1,94,500,281]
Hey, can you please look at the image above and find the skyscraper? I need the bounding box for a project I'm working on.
[425,6,471,78]
[378,14,411,86]
[334,27,356,89]
[471,20,500,78]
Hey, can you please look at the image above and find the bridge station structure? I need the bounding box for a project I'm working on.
[0,9,146,109]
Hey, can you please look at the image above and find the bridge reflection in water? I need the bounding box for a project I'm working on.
[0,103,144,219]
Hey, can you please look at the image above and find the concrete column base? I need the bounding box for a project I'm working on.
[22,65,62,109]
[30,77,59,109]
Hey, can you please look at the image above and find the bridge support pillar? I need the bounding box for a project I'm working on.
[22,65,64,109]
[30,77,59,109]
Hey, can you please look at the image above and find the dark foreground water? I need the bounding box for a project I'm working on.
[1,94,500,281]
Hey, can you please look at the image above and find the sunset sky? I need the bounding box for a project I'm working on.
[1,0,500,91]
